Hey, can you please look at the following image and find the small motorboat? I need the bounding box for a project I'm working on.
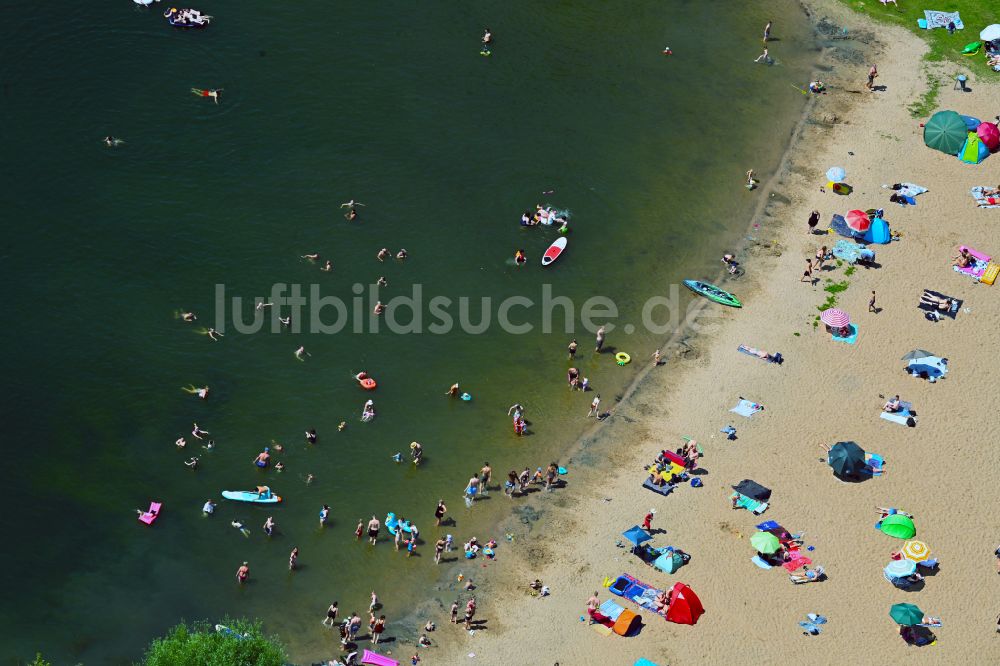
[221,487,282,504]
[683,279,741,308]
[164,7,211,28]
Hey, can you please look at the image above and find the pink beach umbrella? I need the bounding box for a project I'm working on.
[846,209,871,232]
[977,122,999,153]
[820,308,850,328]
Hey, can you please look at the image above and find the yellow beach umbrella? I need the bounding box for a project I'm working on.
[901,540,930,562]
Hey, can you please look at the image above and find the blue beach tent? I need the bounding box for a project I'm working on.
[863,217,891,244]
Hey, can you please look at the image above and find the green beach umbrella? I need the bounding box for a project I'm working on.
[889,603,924,626]
[880,514,916,539]
[924,111,968,154]
[750,531,780,554]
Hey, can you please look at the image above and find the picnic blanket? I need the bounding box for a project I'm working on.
[828,214,864,239]
[923,10,963,30]
[730,399,764,417]
[971,186,1000,209]
[883,182,928,198]
[831,323,859,344]
[831,239,875,265]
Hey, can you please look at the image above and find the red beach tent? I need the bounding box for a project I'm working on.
[665,582,704,625]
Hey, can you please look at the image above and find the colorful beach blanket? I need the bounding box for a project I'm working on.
[923,10,963,30]
[954,245,990,279]
[730,399,764,417]
[971,186,1000,209]
[831,240,875,265]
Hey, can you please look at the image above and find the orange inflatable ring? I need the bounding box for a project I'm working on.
[360,378,377,390]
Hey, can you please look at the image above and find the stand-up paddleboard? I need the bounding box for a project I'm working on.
[541,237,567,266]
[221,489,282,504]
[683,280,742,308]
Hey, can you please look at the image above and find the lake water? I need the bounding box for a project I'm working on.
[0,1,816,662]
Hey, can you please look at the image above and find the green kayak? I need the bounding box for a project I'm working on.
[683,280,741,308]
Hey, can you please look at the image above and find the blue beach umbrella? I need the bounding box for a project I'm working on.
[622,526,652,547]
[885,559,917,578]
[826,166,846,183]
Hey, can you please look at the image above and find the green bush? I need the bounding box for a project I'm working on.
[139,618,287,666]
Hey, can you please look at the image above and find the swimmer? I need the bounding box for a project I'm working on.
[203,439,215,451]
[754,48,770,64]
[301,253,320,261]
[662,46,672,55]
[255,300,273,311]
[192,423,209,439]
[396,249,408,260]
[341,200,366,209]
[275,461,284,472]
[482,27,492,45]
[236,561,250,583]
[185,456,199,469]
[514,249,526,266]
[263,516,276,537]
[361,399,375,421]
[345,208,357,221]
[373,301,385,315]
[102,136,125,147]
[289,547,298,570]
[191,88,222,104]
[392,452,403,463]
[321,260,333,272]
[305,473,315,485]
[377,248,389,262]
[446,383,460,397]
[202,499,215,515]
[410,441,423,465]
[270,440,284,453]
[279,315,291,327]
[294,346,309,361]
[746,169,757,190]
[377,276,387,287]
[306,428,318,444]
[207,328,223,342]
[652,348,663,366]
[338,421,346,431]
[319,504,330,526]
[253,448,270,467]
[182,385,210,400]
[181,311,197,322]
[175,437,187,448]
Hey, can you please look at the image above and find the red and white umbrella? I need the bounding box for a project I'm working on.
[820,308,850,328]
[846,209,871,232]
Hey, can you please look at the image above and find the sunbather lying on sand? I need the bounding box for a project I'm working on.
[741,345,770,359]
[789,565,825,583]
[876,506,912,519]
[921,291,955,311]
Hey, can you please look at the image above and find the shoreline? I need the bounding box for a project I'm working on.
[429,2,1000,665]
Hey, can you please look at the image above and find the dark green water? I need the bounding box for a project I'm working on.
[1,1,816,662]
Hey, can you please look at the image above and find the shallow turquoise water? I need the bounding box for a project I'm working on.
[0,1,816,662]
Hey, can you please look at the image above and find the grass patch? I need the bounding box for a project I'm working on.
[838,1,995,117]
[838,1,995,70]
[794,331,801,336]
[825,280,850,295]
[844,265,857,276]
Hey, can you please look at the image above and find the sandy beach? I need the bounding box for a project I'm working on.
[426,3,1000,665]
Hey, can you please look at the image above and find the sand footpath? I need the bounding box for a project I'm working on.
[426,3,1000,665]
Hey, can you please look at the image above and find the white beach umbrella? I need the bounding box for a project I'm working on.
[980,25,1000,42]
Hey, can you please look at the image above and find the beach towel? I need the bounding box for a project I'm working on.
[730,399,764,417]
[783,554,812,572]
[751,555,772,569]
[971,186,1000,209]
[923,10,963,30]
[863,453,885,476]
[828,214,864,239]
[737,345,782,364]
[954,246,991,279]
[918,290,961,319]
[642,478,674,496]
[598,599,625,622]
[831,323,859,344]
[882,183,928,198]
[831,239,875,265]
[732,492,769,515]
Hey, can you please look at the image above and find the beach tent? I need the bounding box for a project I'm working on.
[977,122,1000,152]
[622,526,652,547]
[732,479,770,501]
[880,514,916,539]
[959,133,989,164]
[828,441,867,477]
[863,217,891,244]
[924,111,968,154]
[612,608,641,636]
[653,549,687,574]
[665,582,704,625]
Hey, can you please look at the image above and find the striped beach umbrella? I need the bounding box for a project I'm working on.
[901,540,930,562]
[885,559,917,578]
[846,209,871,232]
[820,308,850,328]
